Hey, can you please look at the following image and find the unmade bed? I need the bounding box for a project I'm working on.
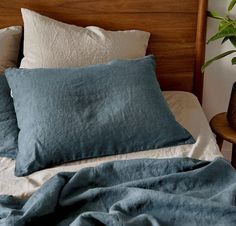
[0,1,235,226]
[0,91,221,197]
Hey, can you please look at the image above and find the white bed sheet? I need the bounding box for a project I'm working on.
[0,91,222,198]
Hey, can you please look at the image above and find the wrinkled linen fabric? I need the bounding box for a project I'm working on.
[20,8,150,69]
[0,157,235,226]
[0,26,22,73]
[0,75,18,159]
[6,56,194,176]
[0,26,21,159]
[0,91,222,198]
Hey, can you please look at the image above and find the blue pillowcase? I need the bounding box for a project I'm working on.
[5,55,195,176]
[0,75,18,159]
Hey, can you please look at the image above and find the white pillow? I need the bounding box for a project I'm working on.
[0,26,22,74]
[20,8,150,68]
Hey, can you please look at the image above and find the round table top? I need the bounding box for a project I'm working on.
[210,112,236,144]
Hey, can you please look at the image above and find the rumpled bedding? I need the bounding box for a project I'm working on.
[0,157,235,226]
[0,91,222,197]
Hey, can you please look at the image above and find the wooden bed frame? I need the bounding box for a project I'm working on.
[0,0,208,103]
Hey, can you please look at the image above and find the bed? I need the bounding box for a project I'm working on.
[0,1,235,226]
[0,91,221,197]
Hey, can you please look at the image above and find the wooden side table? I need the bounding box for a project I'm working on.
[210,112,236,168]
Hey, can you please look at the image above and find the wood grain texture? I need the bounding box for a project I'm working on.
[210,113,236,145]
[0,0,207,102]
[194,0,208,104]
[210,112,236,168]
[0,0,199,14]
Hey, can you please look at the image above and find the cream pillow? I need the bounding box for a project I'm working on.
[0,26,22,73]
[20,8,150,68]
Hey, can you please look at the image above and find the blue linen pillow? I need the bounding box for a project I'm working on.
[6,55,195,176]
[0,75,18,159]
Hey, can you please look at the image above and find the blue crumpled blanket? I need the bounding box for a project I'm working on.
[0,157,236,226]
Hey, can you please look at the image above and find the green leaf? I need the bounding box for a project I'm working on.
[219,20,226,30]
[207,21,236,43]
[202,50,236,72]
[228,0,236,11]
[232,57,236,64]
[207,11,225,20]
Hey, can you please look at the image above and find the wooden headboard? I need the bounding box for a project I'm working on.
[0,0,208,103]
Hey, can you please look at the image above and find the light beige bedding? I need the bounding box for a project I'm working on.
[0,91,222,198]
[0,26,22,73]
[20,8,150,69]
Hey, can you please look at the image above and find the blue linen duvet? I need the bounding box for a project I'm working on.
[0,157,236,226]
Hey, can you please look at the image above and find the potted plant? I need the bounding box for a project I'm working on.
[202,0,236,129]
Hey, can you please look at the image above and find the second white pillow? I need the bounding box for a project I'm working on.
[20,8,150,69]
[0,26,22,73]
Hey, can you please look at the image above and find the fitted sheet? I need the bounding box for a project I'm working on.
[0,91,222,198]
